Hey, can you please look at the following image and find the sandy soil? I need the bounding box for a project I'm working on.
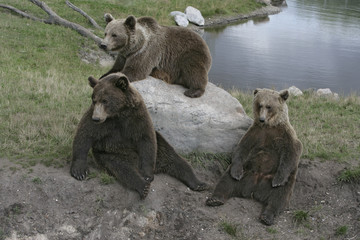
[0,157,359,240]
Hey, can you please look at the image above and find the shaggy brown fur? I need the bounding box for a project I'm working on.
[206,88,302,225]
[70,73,208,199]
[99,14,212,98]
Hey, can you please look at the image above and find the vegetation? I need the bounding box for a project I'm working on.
[337,165,360,183]
[219,221,237,237]
[334,225,348,236]
[0,0,359,168]
[292,210,309,224]
[99,172,115,185]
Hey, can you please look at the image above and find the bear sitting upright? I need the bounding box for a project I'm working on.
[206,88,302,225]
[70,73,208,199]
[99,14,212,98]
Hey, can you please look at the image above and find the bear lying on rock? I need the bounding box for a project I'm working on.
[99,14,212,98]
[70,73,208,199]
[206,88,302,225]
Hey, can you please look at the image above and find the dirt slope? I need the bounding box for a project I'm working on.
[0,158,359,240]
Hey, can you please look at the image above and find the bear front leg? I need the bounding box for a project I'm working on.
[70,129,93,181]
[272,151,297,187]
[100,55,126,79]
[229,142,250,180]
[137,136,156,182]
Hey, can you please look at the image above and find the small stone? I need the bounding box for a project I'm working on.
[288,86,303,96]
[174,15,189,27]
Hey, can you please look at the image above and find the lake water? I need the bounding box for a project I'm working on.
[203,0,360,95]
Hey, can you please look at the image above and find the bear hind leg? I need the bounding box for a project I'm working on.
[206,168,239,207]
[155,132,208,191]
[99,154,151,199]
[180,68,207,98]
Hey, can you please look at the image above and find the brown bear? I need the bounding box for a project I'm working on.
[98,14,212,98]
[70,73,208,199]
[206,88,302,225]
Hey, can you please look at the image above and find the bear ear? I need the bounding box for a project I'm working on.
[88,76,99,88]
[280,90,289,101]
[104,13,114,24]
[124,15,136,30]
[114,76,129,91]
[254,88,261,96]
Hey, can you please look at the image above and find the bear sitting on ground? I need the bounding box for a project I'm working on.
[98,14,212,98]
[70,73,208,199]
[206,88,302,225]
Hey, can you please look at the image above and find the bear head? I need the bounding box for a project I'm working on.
[88,73,136,124]
[253,88,289,127]
[100,14,144,55]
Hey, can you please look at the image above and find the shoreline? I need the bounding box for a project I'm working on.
[188,5,282,30]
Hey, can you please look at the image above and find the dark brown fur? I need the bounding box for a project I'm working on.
[70,73,207,199]
[99,15,212,98]
[206,88,302,225]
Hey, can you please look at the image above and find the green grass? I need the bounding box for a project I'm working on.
[219,221,237,237]
[337,165,360,183]
[231,90,360,163]
[32,177,42,184]
[99,172,115,185]
[334,225,348,236]
[292,210,309,224]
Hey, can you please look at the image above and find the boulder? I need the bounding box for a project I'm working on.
[288,86,303,96]
[185,6,205,26]
[174,15,189,27]
[133,77,253,154]
[316,88,332,96]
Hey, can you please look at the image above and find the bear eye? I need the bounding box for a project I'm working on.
[266,105,271,110]
[101,99,108,105]
[258,104,263,109]
[111,33,117,38]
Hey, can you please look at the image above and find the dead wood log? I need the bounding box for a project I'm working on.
[0,0,103,45]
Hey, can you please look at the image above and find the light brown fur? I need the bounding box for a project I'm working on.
[99,14,212,98]
[206,88,302,225]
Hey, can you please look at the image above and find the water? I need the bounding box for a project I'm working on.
[203,0,360,95]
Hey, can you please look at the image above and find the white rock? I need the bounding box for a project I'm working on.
[317,88,332,96]
[133,77,253,154]
[288,86,303,96]
[170,11,187,18]
[185,6,205,26]
[174,15,189,27]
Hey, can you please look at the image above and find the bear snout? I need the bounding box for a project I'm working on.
[92,116,101,123]
[259,117,266,123]
[99,42,107,50]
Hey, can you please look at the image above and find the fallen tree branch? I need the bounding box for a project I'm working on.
[0,4,48,23]
[65,0,102,30]
[0,0,103,45]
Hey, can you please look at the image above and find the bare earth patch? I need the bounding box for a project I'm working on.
[0,158,359,240]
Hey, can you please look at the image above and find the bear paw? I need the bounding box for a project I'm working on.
[70,164,89,181]
[191,182,209,192]
[260,213,275,226]
[139,182,151,200]
[230,166,243,181]
[206,197,224,207]
[184,89,204,98]
[272,175,287,187]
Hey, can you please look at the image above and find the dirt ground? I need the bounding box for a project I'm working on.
[0,157,359,240]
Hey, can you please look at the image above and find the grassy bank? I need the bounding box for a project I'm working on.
[0,0,359,167]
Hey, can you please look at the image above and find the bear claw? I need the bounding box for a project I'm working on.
[206,197,224,207]
[140,182,151,200]
[260,213,274,226]
[191,182,208,192]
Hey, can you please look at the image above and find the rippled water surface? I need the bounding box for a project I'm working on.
[204,0,360,94]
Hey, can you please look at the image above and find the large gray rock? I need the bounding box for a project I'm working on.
[133,77,253,154]
[185,6,205,26]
